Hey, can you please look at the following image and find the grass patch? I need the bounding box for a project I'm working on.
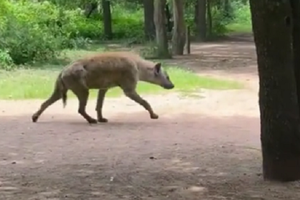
[0,46,243,100]
[226,23,252,34]
[0,66,243,100]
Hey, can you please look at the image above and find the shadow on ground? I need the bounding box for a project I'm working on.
[1,113,300,200]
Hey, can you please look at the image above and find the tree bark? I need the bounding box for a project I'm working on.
[290,0,300,116]
[172,0,186,55]
[84,2,98,18]
[102,0,112,40]
[250,0,300,182]
[206,0,212,37]
[195,0,207,41]
[143,0,155,40]
[154,0,171,58]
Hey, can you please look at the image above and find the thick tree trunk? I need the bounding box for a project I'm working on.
[172,0,186,55]
[154,0,171,58]
[102,0,112,40]
[194,1,198,24]
[290,0,300,115]
[143,0,155,40]
[250,0,300,182]
[195,0,207,41]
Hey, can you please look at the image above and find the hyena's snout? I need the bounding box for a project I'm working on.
[162,79,175,90]
[163,82,174,89]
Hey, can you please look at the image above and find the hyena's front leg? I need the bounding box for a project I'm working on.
[96,89,108,123]
[123,89,159,119]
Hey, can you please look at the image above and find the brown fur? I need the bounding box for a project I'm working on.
[31,51,174,124]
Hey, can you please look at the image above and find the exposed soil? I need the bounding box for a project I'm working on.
[1,35,300,200]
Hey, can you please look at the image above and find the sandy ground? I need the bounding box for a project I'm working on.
[1,35,300,200]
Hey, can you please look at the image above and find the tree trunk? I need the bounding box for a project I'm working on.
[206,0,212,37]
[290,0,300,116]
[250,0,300,182]
[195,0,207,41]
[102,0,112,40]
[172,0,186,55]
[143,0,155,40]
[84,2,98,18]
[154,0,171,58]
[194,1,198,24]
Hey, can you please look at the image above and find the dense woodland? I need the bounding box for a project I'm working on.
[0,0,250,68]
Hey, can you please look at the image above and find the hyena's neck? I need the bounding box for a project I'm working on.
[136,60,153,83]
[138,67,150,82]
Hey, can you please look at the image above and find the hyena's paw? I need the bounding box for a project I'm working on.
[150,113,159,119]
[88,118,98,124]
[98,118,108,123]
[32,114,39,123]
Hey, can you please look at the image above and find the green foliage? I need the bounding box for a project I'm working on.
[0,0,144,69]
[212,0,251,35]
[111,5,144,40]
[183,0,251,38]
[231,0,251,24]
[0,0,251,69]
[0,50,14,70]
[227,1,251,32]
[209,6,231,36]
[0,0,85,67]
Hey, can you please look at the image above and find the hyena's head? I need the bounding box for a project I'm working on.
[144,62,174,90]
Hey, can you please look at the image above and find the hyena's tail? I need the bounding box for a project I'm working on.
[55,72,68,108]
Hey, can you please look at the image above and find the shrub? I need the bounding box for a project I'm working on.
[0,0,252,69]
[0,1,90,67]
[0,50,14,70]
[210,7,231,36]
[110,5,144,40]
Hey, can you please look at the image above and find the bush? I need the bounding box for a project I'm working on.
[0,50,14,70]
[0,1,86,67]
[210,7,231,36]
[111,5,144,40]
[0,0,252,69]
[64,3,144,41]
[231,1,251,24]
[184,2,233,38]
[0,0,145,69]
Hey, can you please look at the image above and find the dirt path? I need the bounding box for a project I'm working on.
[1,37,300,200]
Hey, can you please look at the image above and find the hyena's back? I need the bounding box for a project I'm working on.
[62,52,142,90]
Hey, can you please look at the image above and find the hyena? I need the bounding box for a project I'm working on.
[31,51,175,124]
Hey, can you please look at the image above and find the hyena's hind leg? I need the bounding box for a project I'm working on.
[96,89,109,123]
[70,86,98,124]
[121,86,159,119]
[32,87,67,122]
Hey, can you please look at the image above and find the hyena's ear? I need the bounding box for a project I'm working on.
[154,63,161,75]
